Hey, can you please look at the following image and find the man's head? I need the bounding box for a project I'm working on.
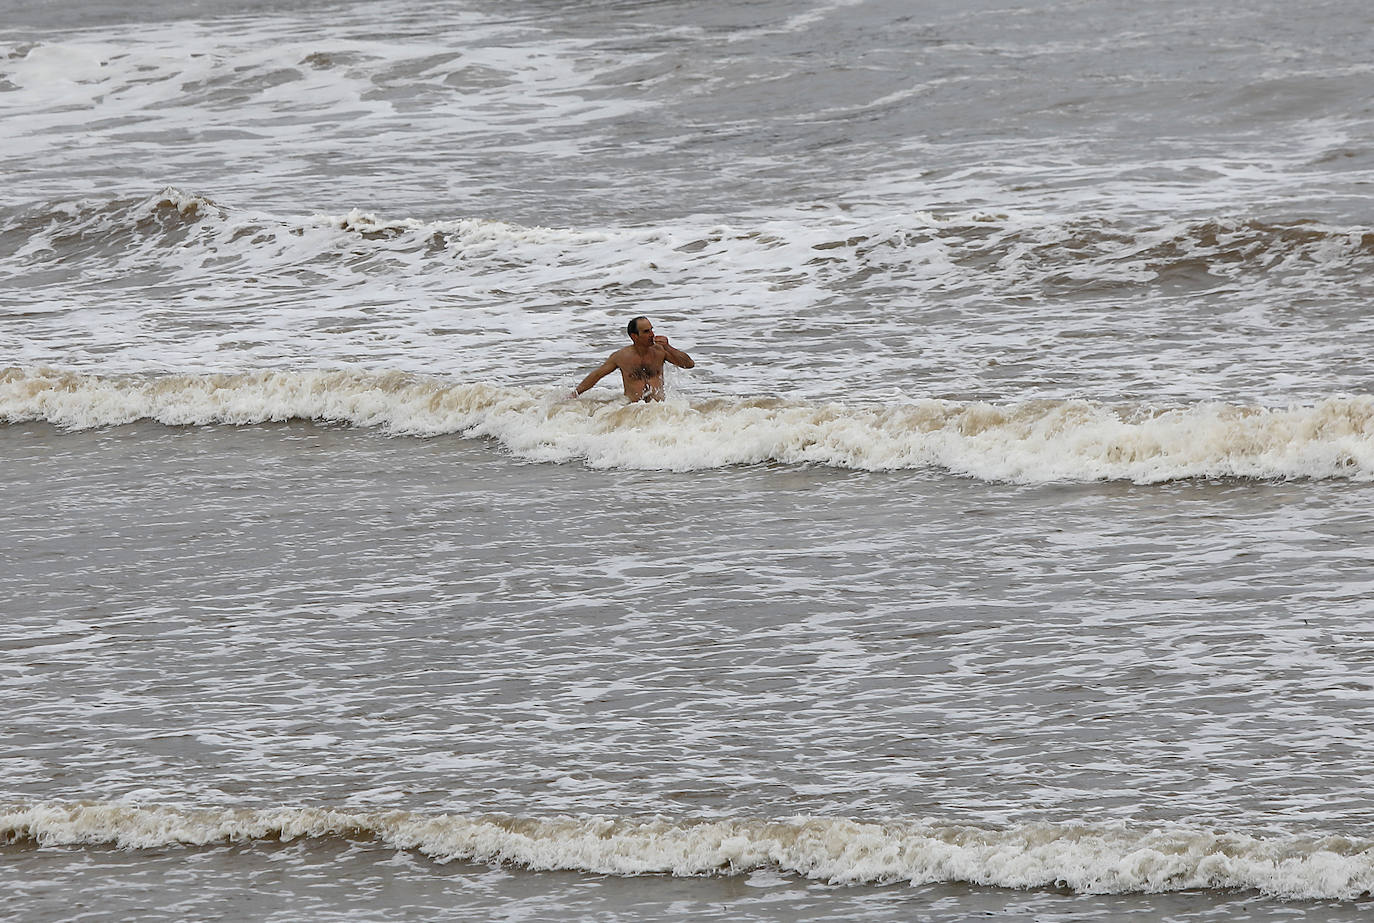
[627,316,653,342]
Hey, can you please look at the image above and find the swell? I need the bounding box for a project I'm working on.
[4,366,1374,483]
[3,801,1371,900]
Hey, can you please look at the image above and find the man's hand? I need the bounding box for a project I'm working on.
[654,334,694,369]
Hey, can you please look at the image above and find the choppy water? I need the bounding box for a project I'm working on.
[3,0,1374,919]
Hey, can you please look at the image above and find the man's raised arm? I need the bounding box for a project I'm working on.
[656,336,694,369]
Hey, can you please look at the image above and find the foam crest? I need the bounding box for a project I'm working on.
[5,367,1374,483]
[4,802,1371,900]
[12,189,1371,301]
[5,188,584,259]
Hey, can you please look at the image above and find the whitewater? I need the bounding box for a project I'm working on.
[7,802,1373,901]
[5,366,1374,482]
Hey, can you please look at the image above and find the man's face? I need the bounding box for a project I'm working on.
[632,319,654,343]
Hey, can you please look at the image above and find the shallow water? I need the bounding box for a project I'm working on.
[6,423,1374,918]
[4,0,1374,917]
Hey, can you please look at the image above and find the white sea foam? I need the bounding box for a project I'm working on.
[3,801,1370,900]
[7,184,1373,409]
[4,366,1374,483]
[31,187,1371,297]
[0,6,656,209]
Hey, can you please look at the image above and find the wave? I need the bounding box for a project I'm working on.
[1,189,608,274]
[5,188,1372,297]
[3,801,1370,900]
[4,366,1374,483]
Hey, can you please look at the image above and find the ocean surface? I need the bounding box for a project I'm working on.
[3,0,1374,919]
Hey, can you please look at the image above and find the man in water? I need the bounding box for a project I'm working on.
[571,316,695,402]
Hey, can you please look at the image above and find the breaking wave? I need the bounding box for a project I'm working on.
[4,366,1374,483]
[3,801,1371,900]
[5,188,1373,298]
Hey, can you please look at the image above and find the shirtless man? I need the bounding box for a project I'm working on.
[571,316,695,402]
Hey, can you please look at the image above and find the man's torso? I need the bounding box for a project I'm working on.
[613,345,667,400]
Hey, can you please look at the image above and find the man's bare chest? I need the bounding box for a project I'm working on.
[619,350,664,379]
